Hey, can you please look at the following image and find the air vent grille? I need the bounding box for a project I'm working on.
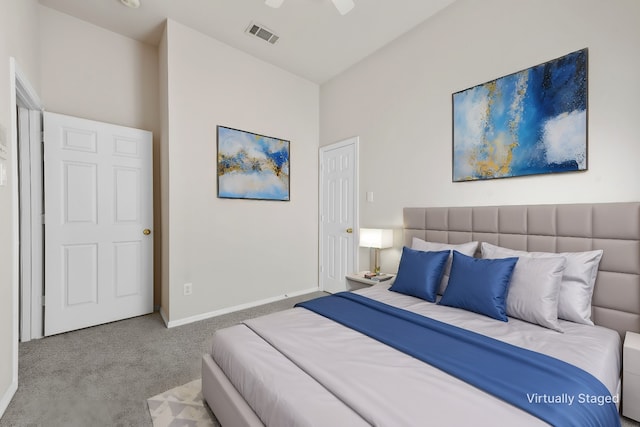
[245,22,279,45]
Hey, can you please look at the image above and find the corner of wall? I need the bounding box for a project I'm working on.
[158,20,171,322]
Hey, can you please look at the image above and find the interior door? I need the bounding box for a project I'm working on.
[43,112,153,336]
[320,138,358,293]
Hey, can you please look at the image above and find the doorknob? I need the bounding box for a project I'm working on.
[143,229,151,235]
[346,228,353,233]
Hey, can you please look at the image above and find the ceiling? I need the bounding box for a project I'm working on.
[38,0,456,84]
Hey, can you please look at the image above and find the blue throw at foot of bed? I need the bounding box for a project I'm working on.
[296,292,620,427]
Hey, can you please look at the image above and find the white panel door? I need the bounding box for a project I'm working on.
[44,112,153,336]
[320,138,358,293]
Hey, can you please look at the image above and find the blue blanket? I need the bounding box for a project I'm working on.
[296,292,620,427]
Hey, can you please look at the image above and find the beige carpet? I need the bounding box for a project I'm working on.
[147,379,219,427]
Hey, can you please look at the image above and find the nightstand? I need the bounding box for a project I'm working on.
[345,272,395,290]
[623,331,640,421]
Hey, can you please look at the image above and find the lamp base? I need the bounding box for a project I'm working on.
[371,247,381,275]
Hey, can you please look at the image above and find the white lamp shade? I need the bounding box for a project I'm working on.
[359,228,393,249]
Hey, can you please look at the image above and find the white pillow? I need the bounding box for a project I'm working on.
[481,242,603,325]
[411,238,479,294]
[488,254,566,331]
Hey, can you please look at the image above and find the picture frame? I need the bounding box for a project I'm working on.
[217,126,290,201]
[452,48,588,182]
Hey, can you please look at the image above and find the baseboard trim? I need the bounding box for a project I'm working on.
[165,287,320,328]
[0,379,17,418]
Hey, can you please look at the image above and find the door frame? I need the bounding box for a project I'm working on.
[3,57,42,416]
[318,137,359,292]
[11,58,43,343]
[17,107,43,342]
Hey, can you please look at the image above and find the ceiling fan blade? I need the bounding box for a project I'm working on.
[265,0,285,8]
[331,0,355,15]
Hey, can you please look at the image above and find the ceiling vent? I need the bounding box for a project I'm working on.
[245,22,280,45]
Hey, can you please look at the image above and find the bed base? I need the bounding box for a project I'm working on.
[201,354,264,427]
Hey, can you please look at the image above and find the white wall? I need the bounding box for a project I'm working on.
[320,0,640,273]
[164,20,319,322]
[0,0,41,416]
[39,7,158,135]
[39,6,162,305]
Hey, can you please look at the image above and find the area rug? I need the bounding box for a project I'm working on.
[147,379,219,427]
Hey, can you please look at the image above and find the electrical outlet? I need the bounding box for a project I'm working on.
[183,282,193,296]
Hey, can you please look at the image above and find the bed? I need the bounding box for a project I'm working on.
[202,202,640,426]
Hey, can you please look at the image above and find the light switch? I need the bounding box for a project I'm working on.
[366,191,374,202]
[0,161,7,186]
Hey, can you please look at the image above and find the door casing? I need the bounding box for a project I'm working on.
[17,107,43,342]
[12,59,43,344]
[3,57,42,418]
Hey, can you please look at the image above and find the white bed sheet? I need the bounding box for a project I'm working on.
[355,284,621,394]
[209,284,621,427]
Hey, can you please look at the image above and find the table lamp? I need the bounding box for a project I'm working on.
[359,228,393,274]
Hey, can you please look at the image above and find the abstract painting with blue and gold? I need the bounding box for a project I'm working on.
[452,48,587,182]
[217,126,290,201]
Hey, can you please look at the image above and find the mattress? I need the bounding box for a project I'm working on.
[208,284,621,426]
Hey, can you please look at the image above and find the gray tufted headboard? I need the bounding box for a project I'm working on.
[404,202,640,338]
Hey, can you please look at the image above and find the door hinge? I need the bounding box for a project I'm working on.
[41,131,44,143]
[42,295,45,307]
[41,214,45,224]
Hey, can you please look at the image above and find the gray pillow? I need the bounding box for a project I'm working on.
[411,238,479,294]
[482,250,566,331]
[481,242,603,326]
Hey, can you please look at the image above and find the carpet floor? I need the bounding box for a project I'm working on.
[0,291,325,427]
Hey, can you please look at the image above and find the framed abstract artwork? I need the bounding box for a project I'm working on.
[452,48,588,182]
[217,126,290,201]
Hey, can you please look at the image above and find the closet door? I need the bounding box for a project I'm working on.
[44,112,153,336]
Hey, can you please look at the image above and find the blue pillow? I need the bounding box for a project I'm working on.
[438,250,518,321]
[389,247,450,302]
